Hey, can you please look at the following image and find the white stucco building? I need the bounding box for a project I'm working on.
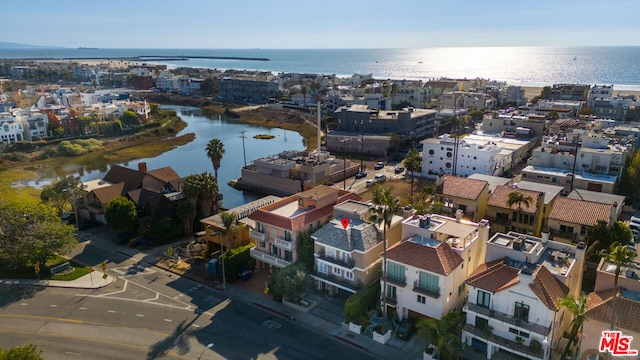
[421,134,502,178]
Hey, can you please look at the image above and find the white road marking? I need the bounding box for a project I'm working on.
[50,304,58,308]
[164,318,172,322]
[136,314,144,317]
[78,307,87,310]
[192,324,200,328]
[65,352,82,356]
[108,310,116,313]
[20,303,28,306]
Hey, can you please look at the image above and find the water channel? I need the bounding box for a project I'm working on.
[20,105,307,209]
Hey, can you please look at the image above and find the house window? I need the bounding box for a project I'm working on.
[387,262,405,282]
[458,283,465,296]
[418,271,439,294]
[386,284,397,300]
[560,225,574,234]
[284,231,292,241]
[514,301,530,322]
[477,290,491,308]
[318,262,328,274]
[417,295,426,304]
[271,244,278,256]
[345,271,354,280]
[257,222,264,232]
[284,250,292,262]
[333,266,341,276]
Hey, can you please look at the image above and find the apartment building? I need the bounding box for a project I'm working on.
[332,104,438,139]
[384,214,490,320]
[462,231,585,360]
[248,186,361,271]
[310,200,403,295]
[420,135,502,179]
[0,116,24,144]
[218,77,280,104]
[433,175,490,222]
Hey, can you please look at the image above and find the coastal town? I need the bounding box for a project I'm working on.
[2,57,640,360]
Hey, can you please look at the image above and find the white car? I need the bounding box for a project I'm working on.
[374,174,386,183]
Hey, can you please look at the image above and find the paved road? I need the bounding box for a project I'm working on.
[0,237,371,360]
[333,164,407,194]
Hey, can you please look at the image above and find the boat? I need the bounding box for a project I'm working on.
[78,47,98,50]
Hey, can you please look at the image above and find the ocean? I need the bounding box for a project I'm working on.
[1,47,640,91]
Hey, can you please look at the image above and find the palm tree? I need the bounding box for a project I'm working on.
[205,138,225,179]
[219,211,238,291]
[600,242,636,330]
[368,184,401,316]
[196,172,219,217]
[416,310,462,360]
[558,293,588,358]
[181,174,201,233]
[506,191,533,230]
[403,143,422,205]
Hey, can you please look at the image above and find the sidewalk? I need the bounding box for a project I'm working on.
[0,270,115,289]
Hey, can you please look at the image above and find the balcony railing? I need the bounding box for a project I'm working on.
[384,275,406,287]
[249,230,267,242]
[462,324,545,359]
[413,280,440,298]
[249,247,290,268]
[274,237,293,251]
[317,254,355,269]
[465,302,550,336]
[311,271,361,292]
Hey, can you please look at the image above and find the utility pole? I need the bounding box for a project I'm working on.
[239,131,247,167]
[360,134,364,172]
[341,138,349,190]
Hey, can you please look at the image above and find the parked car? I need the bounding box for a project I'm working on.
[355,171,368,179]
[374,162,385,170]
[394,166,405,174]
[365,179,377,187]
[374,174,386,183]
[396,320,413,339]
[60,211,75,224]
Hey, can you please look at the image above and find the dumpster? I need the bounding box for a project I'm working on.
[208,258,218,274]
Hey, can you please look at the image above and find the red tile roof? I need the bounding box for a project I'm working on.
[437,175,488,201]
[386,240,463,276]
[529,265,570,310]
[549,197,613,226]
[488,185,541,214]
[465,258,520,292]
[586,289,640,333]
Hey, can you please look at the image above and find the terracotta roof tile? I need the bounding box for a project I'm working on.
[437,175,488,201]
[487,185,540,214]
[549,197,613,226]
[386,240,463,276]
[586,289,640,333]
[529,265,570,310]
[465,258,520,292]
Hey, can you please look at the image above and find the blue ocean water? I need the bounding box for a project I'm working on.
[1,47,639,90]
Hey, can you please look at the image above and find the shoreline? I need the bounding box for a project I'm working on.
[521,86,640,101]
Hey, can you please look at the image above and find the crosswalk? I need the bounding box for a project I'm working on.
[110,264,156,276]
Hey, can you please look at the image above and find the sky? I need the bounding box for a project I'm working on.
[4,0,640,49]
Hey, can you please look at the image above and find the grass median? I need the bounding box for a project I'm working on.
[0,255,92,281]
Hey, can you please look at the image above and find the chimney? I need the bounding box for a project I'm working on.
[541,228,550,244]
[138,162,147,173]
[478,219,490,242]
[455,209,463,223]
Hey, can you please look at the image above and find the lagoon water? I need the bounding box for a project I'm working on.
[31,106,306,209]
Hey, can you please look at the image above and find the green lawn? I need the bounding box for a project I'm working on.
[0,255,92,281]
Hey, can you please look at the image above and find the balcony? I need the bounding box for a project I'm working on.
[249,247,290,268]
[274,237,294,251]
[463,324,545,359]
[384,275,406,287]
[250,230,267,242]
[316,249,355,269]
[413,280,440,299]
[311,271,361,292]
[465,302,550,336]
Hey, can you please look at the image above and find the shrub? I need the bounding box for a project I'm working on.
[221,243,256,283]
[344,281,380,323]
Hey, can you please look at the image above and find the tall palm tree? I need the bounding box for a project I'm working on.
[205,138,225,179]
[368,184,401,316]
[196,172,219,217]
[220,211,238,291]
[416,310,461,360]
[403,143,422,205]
[181,174,201,233]
[600,242,636,330]
[558,293,588,358]
[506,191,533,231]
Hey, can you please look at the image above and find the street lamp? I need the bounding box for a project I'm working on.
[198,343,214,360]
[340,137,350,190]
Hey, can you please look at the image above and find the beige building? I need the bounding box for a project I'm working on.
[547,197,615,243]
[486,184,546,236]
[434,175,490,222]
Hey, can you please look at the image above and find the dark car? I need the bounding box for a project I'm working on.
[115,231,138,245]
[394,166,405,174]
[77,219,100,230]
[355,171,368,179]
[396,320,413,339]
[374,162,385,170]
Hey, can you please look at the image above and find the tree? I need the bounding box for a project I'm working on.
[182,173,220,223]
[618,149,640,203]
[200,77,216,96]
[301,86,308,105]
[40,176,81,216]
[600,242,636,331]
[296,230,315,272]
[105,196,137,231]
[506,191,533,229]
[416,310,462,360]
[388,133,405,153]
[205,138,225,179]
[403,144,422,205]
[368,184,401,316]
[119,110,139,127]
[220,211,239,290]
[559,293,588,358]
[468,109,484,122]
[0,344,43,360]
[176,200,196,235]
[586,220,633,260]
[267,263,312,303]
[0,200,77,270]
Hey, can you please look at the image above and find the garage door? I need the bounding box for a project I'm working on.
[472,338,488,353]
